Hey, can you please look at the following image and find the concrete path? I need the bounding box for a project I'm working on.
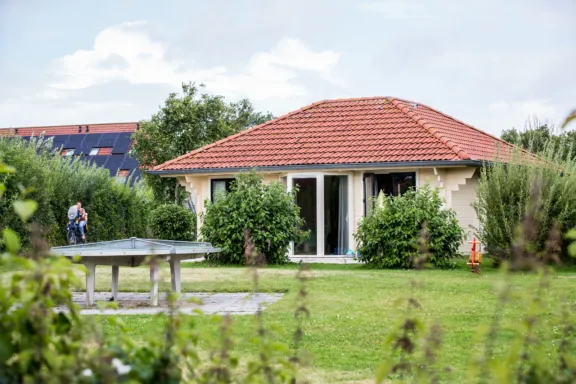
[289,256,359,264]
[183,256,359,264]
[56,292,284,315]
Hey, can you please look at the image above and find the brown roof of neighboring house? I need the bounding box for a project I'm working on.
[0,122,139,137]
[153,97,515,173]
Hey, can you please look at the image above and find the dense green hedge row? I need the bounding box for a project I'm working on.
[0,136,155,246]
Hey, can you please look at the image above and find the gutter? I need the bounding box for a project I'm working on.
[147,160,486,176]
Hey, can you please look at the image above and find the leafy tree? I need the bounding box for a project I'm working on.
[132,83,274,204]
[501,124,552,154]
[501,118,576,158]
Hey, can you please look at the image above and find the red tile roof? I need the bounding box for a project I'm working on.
[0,122,138,137]
[153,97,516,172]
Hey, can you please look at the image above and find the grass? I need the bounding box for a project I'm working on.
[71,260,576,383]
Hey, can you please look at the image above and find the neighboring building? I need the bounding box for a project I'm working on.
[0,122,141,184]
[150,97,515,257]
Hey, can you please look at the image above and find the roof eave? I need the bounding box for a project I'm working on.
[148,160,486,176]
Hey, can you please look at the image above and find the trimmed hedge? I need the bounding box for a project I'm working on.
[0,136,154,246]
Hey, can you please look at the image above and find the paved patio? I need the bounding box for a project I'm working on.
[56,292,284,315]
[183,256,359,264]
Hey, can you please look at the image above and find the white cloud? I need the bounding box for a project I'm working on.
[206,38,342,100]
[489,100,558,117]
[358,1,430,19]
[0,98,137,128]
[517,100,558,117]
[486,99,564,131]
[49,21,342,101]
[488,101,510,113]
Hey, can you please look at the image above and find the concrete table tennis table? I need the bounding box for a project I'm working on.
[50,238,221,307]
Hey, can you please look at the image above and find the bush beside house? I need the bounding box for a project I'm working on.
[149,204,196,241]
[474,143,576,263]
[201,171,307,265]
[355,185,464,268]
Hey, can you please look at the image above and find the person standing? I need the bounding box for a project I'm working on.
[78,207,88,241]
[67,201,81,228]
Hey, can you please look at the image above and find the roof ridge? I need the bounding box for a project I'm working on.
[321,96,388,103]
[390,99,471,160]
[153,100,330,171]
[400,99,517,151]
[1,122,139,130]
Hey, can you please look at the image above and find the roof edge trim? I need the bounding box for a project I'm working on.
[148,160,485,175]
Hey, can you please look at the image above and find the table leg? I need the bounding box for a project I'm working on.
[170,259,181,293]
[150,262,159,306]
[111,265,119,301]
[86,263,96,307]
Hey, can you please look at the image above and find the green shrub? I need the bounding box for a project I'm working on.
[201,171,306,265]
[149,204,196,241]
[0,136,154,246]
[354,185,464,268]
[474,142,576,263]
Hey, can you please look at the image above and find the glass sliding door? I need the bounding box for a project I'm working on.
[293,178,317,255]
[324,175,349,255]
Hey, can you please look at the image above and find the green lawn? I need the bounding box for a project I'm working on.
[80,261,576,383]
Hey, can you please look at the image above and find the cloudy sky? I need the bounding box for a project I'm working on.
[0,0,574,136]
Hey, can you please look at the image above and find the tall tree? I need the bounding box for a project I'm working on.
[501,117,576,158]
[132,83,274,204]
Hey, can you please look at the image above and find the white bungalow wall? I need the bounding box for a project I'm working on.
[419,167,480,253]
[176,166,480,256]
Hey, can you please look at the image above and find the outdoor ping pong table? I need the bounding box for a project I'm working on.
[50,238,221,306]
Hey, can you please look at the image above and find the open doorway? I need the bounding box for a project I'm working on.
[293,178,317,255]
[324,175,348,255]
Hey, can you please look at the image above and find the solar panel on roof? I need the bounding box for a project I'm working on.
[105,155,124,175]
[63,135,86,153]
[112,133,132,154]
[98,133,118,147]
[52,135,69,144]
[80,133,102,153]
[120,156,139,169]
[91,156,109,168]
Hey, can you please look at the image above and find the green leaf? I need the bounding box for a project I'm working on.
[568,242,576,258]
[562,109,576,129]
[565,229,576,240]
[0,183,5,199]
[3,228,21,253]
[0,163,16,174]
[0,333,14,363]
[13,200,38,222]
